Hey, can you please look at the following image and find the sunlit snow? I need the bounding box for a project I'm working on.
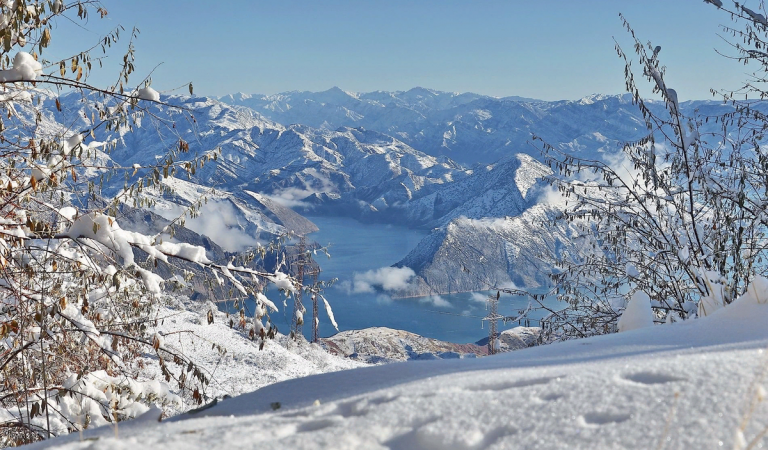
[30,279,768,449]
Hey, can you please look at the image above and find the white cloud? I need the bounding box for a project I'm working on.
[265,167,337,209]
[538,184,568,208]
[154,200,260,252]
[419,295,452,308]
[335,280,352,294]
[470,292,489,303]
[351,266,416,293]
[264,187,315,209]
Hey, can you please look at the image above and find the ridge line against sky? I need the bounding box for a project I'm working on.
[49,1,755,101]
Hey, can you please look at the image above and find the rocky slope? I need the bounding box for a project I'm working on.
[320,325,542,363]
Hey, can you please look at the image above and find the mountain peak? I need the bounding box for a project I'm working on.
[575,92,634,105]
[404,86,441,98]
[313,86,359,103]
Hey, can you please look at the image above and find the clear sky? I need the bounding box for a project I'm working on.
[47,1,753,101]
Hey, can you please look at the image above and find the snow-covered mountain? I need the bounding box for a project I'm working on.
[396,153,549,228]
[389,154,585,294]
[56,90,754,295]
[47,91,557,295]
[104,94,579,293]
[395,204,585,295]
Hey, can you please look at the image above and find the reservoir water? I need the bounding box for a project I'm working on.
[230,215,557,344]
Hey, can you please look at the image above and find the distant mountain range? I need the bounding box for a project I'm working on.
[218,87,737,165]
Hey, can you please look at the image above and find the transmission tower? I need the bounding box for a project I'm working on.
[290,236,320,341]
[311,270,319,343]
[483,291,501,355]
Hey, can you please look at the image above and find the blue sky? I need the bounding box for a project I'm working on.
[49,1,751,100]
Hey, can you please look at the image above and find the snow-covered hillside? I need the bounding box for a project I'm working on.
[31,279,768,449]
[321,327,486,363]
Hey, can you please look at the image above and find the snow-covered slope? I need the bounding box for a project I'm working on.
[32,280,768,449]
[134,175,319,250]
[396,153,550,229]
[139,297,365,408]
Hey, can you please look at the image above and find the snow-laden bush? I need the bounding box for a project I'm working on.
[537,3,768,340]
[0,1,298,445]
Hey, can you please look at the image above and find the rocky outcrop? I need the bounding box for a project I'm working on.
[321,327,487,363]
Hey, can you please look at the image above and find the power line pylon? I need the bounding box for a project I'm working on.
[290,236,320,341]
[310,270,319,343]
[483,291,501,355]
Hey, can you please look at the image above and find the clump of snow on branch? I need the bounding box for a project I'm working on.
[617,291,654,332]
[321,294,339,331]
[136,86,160,102]
[742,5,768,26]
[0,52,42,82]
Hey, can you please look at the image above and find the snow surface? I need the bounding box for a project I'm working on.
[29,281,768,449]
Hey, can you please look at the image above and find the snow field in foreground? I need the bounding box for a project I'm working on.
[28,283,768,449]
